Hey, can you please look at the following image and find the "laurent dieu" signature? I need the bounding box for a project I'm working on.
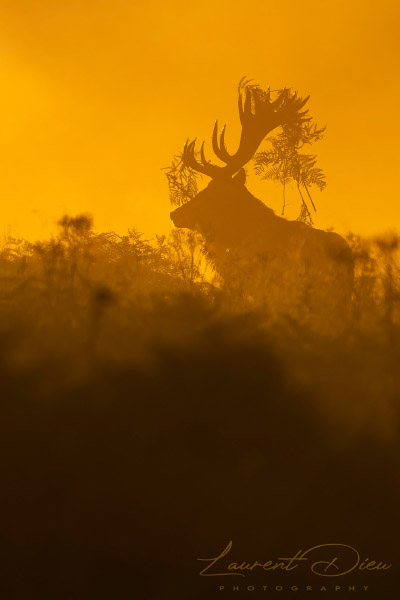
[197,541,392,578]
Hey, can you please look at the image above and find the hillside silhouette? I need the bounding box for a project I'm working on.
[0,214,399,598]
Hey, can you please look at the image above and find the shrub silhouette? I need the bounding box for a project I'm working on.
[0,216,399,599]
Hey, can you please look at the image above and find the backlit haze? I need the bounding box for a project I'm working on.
[1,0,399,241]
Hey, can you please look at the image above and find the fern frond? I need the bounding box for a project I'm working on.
[164,154,202,206]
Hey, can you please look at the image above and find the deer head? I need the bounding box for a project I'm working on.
[170,81,311,246]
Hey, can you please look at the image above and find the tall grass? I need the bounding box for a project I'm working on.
[0,215,399,598]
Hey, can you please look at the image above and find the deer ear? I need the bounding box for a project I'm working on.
[232,168,246,186]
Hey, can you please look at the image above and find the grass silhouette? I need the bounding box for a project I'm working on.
[0,215,399,598]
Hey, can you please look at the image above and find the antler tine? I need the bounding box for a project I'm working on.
[200,141,211,165]
[291,94,310,112]
[182,137,200,167]
[181,137,222,178]
[219,125,231,162]
[278,92,312,125]
[244,88,253,118]
[252,88,264,116]
[238,90,244,124]
[212,121,222,158]
[238,76,254,92]
[212,121,232,163]
[187,138,197,153]
[281,93,311,121]
[238,87,254,125]
[270,88,289,110]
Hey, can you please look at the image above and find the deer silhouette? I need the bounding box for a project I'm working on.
[170,82,353,319]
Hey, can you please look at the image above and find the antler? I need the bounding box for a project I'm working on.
[215,85,310,176]
[182,81,310,179]
[181,138,222,179]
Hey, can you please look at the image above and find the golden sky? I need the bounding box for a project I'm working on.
[0,0,399,240]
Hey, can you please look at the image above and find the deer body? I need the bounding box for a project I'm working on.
[170,82,353,318]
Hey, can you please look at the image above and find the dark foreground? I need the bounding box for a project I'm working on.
[0,222,399,598]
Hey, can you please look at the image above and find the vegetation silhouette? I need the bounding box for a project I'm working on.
[167,79,352,326]
[254,119,327,224]
[0,214,399,598]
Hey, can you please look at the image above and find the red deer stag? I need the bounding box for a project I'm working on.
[170,83,353,321]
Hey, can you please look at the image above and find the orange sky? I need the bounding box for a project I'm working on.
[0,0,399,240]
